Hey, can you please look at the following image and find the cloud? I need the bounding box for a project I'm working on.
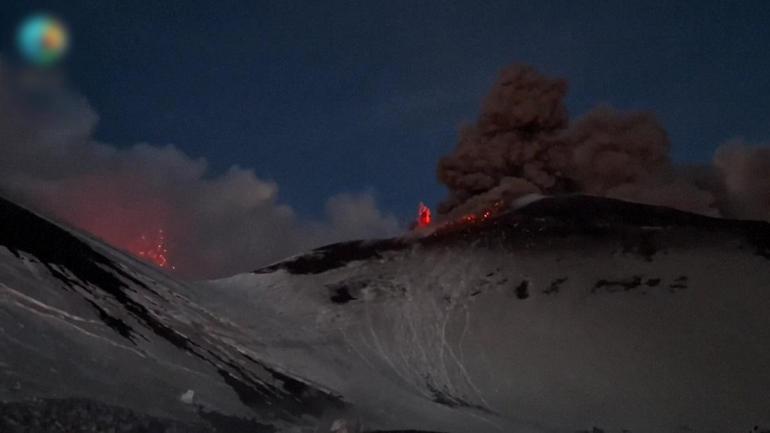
[438,63,770,221]
[0,63,400,279]
[714,141,770,220]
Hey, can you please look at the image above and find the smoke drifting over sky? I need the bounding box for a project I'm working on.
[438,64,770,220]
[0,62,399,279]
[4,60,770,278]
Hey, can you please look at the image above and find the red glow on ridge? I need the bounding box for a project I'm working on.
[417,202,432,227]
[455,200,505,227]
[135,229,175,270]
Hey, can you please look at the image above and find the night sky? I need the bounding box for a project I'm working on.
[2,0,770,220]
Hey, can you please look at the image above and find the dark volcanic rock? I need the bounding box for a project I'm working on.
[255,195,770,277]
[0,398,210,433]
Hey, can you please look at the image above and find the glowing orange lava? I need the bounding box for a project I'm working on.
[417,202,432,227]
[455,201,504,226]
[136,229,175,270]
[414,200,504,232]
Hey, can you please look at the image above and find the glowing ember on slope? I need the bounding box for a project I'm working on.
[135,229,175,270]
[417,202,432,227]
[413,200,508,234]
[451,201,505,227]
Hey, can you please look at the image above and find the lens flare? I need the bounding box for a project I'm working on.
[17,14,69,66]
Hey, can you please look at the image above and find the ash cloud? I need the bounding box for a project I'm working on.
[0,63,399,279]
[438,64,768,220]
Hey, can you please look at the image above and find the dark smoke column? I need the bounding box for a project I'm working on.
[437,64,716,217]
[437,65,571,216]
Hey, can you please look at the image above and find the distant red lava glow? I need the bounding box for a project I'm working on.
[135,229,175,270]
[454,201,505,227]
[417,202,432,227]
[414,200,504,232]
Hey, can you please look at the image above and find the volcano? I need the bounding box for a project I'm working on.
[1,194,769,433]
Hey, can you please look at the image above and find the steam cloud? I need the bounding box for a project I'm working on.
[0,63,399,279]
[438,64,768,220]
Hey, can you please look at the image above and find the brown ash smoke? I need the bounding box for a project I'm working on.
[438,64,768,220]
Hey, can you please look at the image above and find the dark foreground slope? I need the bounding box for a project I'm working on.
[0,196,349,432]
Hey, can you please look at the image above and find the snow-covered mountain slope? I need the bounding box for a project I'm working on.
[193,195,770,433]
[2,194,770,433]
[0,196,350,432]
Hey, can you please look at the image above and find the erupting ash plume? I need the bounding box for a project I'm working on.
[437,64,769,220]
[4,58,770,278]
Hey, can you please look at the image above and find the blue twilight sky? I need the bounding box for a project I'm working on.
[2,1,770,220]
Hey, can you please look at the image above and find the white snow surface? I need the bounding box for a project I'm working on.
[1,195,770,432]
[194,238,770,433]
